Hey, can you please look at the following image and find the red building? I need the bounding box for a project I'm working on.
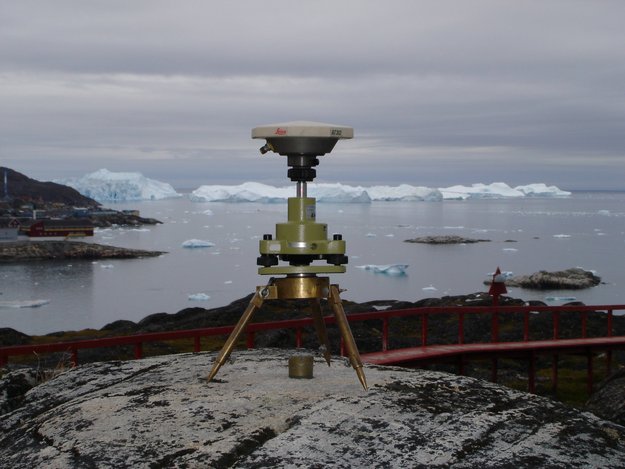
[26,219,94,238]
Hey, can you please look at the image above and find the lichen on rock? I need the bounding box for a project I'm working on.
[1,350,624,468]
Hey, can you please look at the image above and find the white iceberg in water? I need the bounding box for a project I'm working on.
[190,182,372,203]
[181,239,215,248]
[356,264,409,276]
[514,184,571,197]
[0,299,50,308]
[439,182,570,200]
[545,296,577,302]
[366,184,442,201]
[188,293,211,301]
[190,181,567,203]
[56,169,182,202]
[190,182,292,203]
[309,183,371,203]
[439,182,524,200]
[487,271,514,281]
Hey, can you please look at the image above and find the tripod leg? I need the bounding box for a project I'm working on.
[328,285,368,391]
[310,299,332,366]
[207,290,264,382]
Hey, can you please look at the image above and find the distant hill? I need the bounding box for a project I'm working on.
[0,167,99,207]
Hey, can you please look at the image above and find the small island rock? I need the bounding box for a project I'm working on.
[0,241,165,262]
[491,268,601,290]
[404,235,491,244]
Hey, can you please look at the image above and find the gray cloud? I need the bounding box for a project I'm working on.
[1,1,624,190]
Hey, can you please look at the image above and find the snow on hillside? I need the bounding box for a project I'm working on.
[56,169,182,202]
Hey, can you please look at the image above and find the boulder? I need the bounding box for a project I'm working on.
[497,268,601,290]
[0,368,40,415]
[586,369,625,427]
[1,350,624,468]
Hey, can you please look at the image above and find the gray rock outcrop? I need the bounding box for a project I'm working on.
[1,350,624,468]
[586,369,625,427]
[0,241,164,262]
[404,235,491,244]
[497,268,601,290]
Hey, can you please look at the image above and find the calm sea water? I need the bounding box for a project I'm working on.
[1,192,624,335]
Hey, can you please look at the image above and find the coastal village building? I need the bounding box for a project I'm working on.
[21,219,94,238]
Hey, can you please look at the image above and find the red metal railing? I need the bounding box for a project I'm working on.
[2,304,625,394]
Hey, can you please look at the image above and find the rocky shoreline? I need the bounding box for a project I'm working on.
[486,267,602,290]
[4,291,623,356]
[0,240,165,262]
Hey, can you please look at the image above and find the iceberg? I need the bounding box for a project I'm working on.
[544,296,577,302]
[366,184,442,201]
[190,182,292,203]
[356,264,409,276]
[310,183,371,203]
[439,182,570,200]
[56,169,182,202]
[190,182,372,203]
[487,271,514,281]
[514,184,571,197]
[439,183,524,200]
[0,299,50,308]
[190,181,568,203]
[188,293,211,301]
[182,239,215,248]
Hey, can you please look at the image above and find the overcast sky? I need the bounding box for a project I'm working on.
[1,1,624,190]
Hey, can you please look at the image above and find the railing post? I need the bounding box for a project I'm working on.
[246,331,255,349]
[581,311,588,338]
[382,317,389,352]
[340,337,345,357]
[608,309,613,337]
[71,348,78,367]
[421,313,428,347]
[491,310,499,343]
[194,336,201,353]
[134,342,143,360]
[458,312,464,345]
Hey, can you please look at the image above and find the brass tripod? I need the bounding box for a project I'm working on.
[207,275,368,390]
